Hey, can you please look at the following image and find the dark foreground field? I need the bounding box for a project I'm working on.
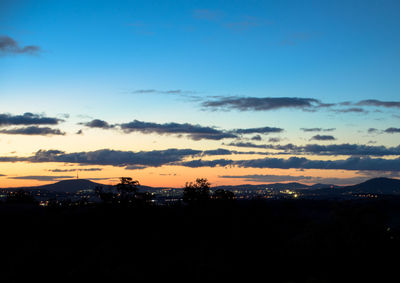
[1,199,400,282]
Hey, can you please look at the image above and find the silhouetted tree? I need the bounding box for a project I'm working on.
[116,177,140,205]
[95,186,117,204]
[183,178,211,203]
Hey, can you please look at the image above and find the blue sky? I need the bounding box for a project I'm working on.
[1,0,400,187]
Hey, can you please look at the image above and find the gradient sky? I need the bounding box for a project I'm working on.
[1,0,400,188]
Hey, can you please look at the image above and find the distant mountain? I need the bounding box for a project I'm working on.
[343,177,400,195]
[4,177,400,196]
[6,179,112,193]
[213,182,336,191]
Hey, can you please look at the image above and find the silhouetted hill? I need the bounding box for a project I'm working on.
[344,177,400,195]
[6,179,112,193]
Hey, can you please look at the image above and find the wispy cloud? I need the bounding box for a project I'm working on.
[202,96,328,112]
[300,128,336,132]
[48,168,102,172]
[0,35,41,55]
[8,175,74,181]
[356,99,400,108]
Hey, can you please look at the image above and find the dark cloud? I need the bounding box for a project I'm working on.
[2,147,400,172]
[384,128,400,134]
[80,119,114,129]
[0,35,41,55]
[120,120,237,140]
[0,126,65,136]
[8,175,74,181]
[1,148,202,167]
[300,128,336,132]
[0,113,62,126]
[251,135,262,141]
[48,168,102,172]
[219,174,313,183]
[299,144,400,156]
[332,107,367,113]
[227,142,271,149]
[235,156,400,171]
[268,137,281,143]
[219,174,367,185]
[179,159,233,168]
[124,165,148,170]
[234,126,283,134]
[202,149,233,156]
[202,96,325,111]
[176,156,400,171]
[357,99,400,108]
[310,135,336,141]
[226,142,400,157]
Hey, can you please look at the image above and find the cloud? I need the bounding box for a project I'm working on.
[219,174,368,185]
[120,120,237,140]
[251,135,262,141]
[234,126,283,134]
[0,126,65,136]
[202,149,233,156]
[235,156,400,171]
[179,159,233,168]
[0,113,62,126]
[174,156,400,171]
[227,141,271,149]
[310,135,336,141]
[227,142,400,157]
[80,119,114,129]
[2,147,400,172]
[368,128,379,134]
[132,89,196,95]
[268,137,281,143]
[8,175,74,181]
[48,168,102,172]
[0,148,202,167]
[332,107,367,113]
[384,127,400,134]
[219,174,314,183]
[124,165,148,170]
[356,99,400,108]
[299,144,400,156]
[300,128,335,132]
[202,96,329,112]
[0,35,41,55]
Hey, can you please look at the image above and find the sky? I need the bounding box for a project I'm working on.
[1,0,400,188]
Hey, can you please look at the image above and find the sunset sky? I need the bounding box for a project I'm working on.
[1,0,400,188]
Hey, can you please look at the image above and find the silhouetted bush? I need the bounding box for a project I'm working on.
[183,178,211,203]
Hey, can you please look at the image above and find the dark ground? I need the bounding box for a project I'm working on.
[1,198,400,282]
